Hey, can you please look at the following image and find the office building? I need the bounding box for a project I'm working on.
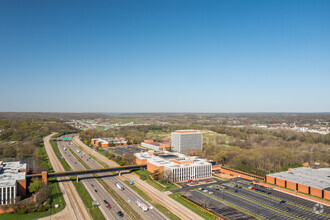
[141,140,171,151]
[135,151,212,182]
[171,130,202,153]
[0,161,27,205]
[91,138,127,147]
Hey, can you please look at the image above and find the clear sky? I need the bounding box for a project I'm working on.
[0,0,329,113]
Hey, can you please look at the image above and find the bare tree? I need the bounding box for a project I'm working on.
[163,169,174,183]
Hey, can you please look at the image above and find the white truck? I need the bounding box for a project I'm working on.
[63,147,67,151]
[135,199,148,211]
[115,182,124,190]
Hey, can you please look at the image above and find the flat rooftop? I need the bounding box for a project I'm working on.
[174,130,200,133]
[0,161,26,187]
[135,151,211,168]
[268,167,330,190]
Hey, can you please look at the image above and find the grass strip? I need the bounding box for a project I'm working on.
[68,145,141,220]
[197,190,263,220]
[169,192,218,220]
[135,170,179,191]
[123,180,181,220]
[71,176,106,220]
[97,178,142,220]
[50,140,72,171]
[51,140,105,220]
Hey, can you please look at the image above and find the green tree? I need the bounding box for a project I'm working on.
[28,178,43,193]
[151,169,160,181]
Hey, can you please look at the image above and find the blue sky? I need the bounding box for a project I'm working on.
[0,0,329,112]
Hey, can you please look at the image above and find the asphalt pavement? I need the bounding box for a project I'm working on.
[58,139,129,220]
[63,136,168,220]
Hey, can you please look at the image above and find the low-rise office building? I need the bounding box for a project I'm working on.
[91,138,127,148]
[0,161,27,205]
[266,167,330,200]
[135,151,212,182]
[141,140,171,151]
[171,130,202,153]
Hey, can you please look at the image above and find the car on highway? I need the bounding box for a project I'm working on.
[117,211,124,218]
[104,200,111,209]
[94,189,98,193]
[91,184,94,187]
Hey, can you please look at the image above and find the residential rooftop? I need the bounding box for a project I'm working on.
[268,167,330,190]
[0,161,26,187]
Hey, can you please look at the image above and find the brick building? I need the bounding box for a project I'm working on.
[91,138,127,148]
[141,140,171,151]
[266,167,330,200]
[135,151,212,182]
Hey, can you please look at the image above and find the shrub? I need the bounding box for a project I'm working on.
[18,209,28,214]
[140,174,147,180]
[37,205,46,212]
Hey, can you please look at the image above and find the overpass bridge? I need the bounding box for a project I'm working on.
[27,164,147,183]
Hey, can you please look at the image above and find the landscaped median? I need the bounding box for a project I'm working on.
[50,139,105,220]
[123,180,181,220]
[168,192,218,220]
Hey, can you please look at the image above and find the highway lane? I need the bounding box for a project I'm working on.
[57,139,129,220]
[72,134,204,220]
[44,134,91,220]
[64,136,168,220]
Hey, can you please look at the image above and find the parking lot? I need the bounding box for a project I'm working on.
[173,178,330,220]
[106,145,147,156]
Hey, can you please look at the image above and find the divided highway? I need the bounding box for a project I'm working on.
[57,138,129,220]
[43,133,91,220]
[72,135,204,220]
[64,134,168,220]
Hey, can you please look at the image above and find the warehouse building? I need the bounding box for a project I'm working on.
[0,161,27,205]
[135,151,212,182]
[171,130,202,153]
[266,167,330,200]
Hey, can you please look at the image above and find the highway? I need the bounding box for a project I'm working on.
[57,138,130,220]
[64,134,168,220]
[43,133,91,220]
[72,135,204,220]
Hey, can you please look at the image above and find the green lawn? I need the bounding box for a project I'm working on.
[71,177,106,220]
[136,170,180,191]
[51,139,105,220]
[123,180,180,220]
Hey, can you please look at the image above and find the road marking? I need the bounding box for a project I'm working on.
[46,134,89,220]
